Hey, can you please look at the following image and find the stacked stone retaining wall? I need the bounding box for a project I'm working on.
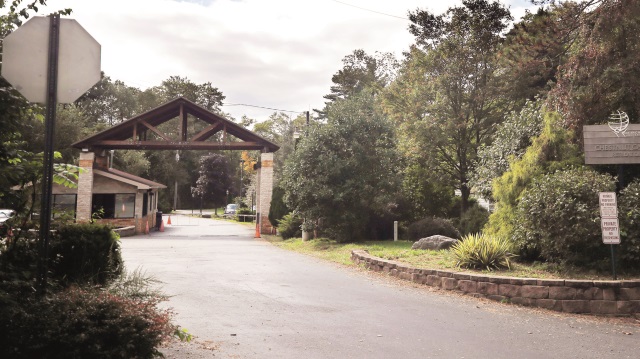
[351,250,640,316]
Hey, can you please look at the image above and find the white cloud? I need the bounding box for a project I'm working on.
[38,0,537,121]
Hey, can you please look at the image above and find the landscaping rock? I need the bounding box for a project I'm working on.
[411,235,458,250]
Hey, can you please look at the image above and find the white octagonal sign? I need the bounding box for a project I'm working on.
[2,16,101,104]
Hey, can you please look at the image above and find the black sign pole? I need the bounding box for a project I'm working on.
[37,13,60,296]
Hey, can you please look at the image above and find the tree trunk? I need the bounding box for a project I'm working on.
[460,184,471,215]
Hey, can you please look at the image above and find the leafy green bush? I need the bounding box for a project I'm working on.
[407,217,460,241]
[617,181,640,269]
[0,287,173,359]
[451,233,515,270]
[400,164,456,221]
[0,236,40,299]
[512,168,615,267]
[50,223,123,287]
[278,212,303,240]
[456,205,490,236]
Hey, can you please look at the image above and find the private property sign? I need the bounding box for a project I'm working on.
[584,112,640,164]
[599,192,620,244]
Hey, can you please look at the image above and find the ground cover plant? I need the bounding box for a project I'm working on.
[267,236,640,280]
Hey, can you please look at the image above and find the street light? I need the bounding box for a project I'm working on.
[239,159,245,198]
[174,150,179,212]
[292,127,311,240]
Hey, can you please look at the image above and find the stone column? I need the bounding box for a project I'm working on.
[258,152,274,235]
[76,151,95,222]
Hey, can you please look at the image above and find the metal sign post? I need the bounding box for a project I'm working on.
[2,15,101,295]
[35,14,61,294]
[599,192,620,280]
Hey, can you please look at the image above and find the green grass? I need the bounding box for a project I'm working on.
[266,236,639,280]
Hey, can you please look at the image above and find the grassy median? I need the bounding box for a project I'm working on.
[266,236,638,280]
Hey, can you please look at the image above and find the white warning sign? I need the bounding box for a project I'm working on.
[601,218,621,244]
[599,192,621,244]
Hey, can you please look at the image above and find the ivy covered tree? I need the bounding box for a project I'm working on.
[496,3,578,110]
[549,0,640,130]
[484,111,582,241]
[470,100,544,199]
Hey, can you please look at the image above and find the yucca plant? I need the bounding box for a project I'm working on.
[451,233,516,271]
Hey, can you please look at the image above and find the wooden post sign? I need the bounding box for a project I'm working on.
[584,111,640,165]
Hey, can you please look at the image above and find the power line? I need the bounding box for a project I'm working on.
[330,0,409,21]
[222,102,306,114]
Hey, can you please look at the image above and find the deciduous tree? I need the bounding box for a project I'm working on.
[391,0,512,213]
[192,154,233,211]
[282,93,400,242]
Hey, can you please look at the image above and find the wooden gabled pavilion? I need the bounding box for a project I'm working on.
[71,97,279,235]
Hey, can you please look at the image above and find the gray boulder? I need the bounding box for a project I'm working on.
[411,235,458,251]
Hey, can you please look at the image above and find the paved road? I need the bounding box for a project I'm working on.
[121,215,639,359]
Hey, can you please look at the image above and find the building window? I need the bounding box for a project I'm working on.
[142,193,148,216]
[116,194,135,218]
[92,193,135,219]
[53,194,76,219]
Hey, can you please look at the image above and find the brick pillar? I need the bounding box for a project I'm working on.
[258,152,274,235]
[77,151,95,222]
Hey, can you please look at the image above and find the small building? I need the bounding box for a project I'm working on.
[53,155,165,233]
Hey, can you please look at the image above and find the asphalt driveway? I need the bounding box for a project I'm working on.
[120,215,639,359]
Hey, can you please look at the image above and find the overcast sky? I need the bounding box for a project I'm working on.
[38,0,537,122]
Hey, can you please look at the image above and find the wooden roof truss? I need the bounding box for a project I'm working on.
[72,97,279,153]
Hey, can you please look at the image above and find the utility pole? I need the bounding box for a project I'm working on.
[174,150,180,211]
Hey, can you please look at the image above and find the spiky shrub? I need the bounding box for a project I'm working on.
[277,212,303,240]
[451,233,515,271]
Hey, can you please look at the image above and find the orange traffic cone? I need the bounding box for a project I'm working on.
[160,220,165,232]
[254,221,261,238]
[167,216,172,225]
[145,220,149,234]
